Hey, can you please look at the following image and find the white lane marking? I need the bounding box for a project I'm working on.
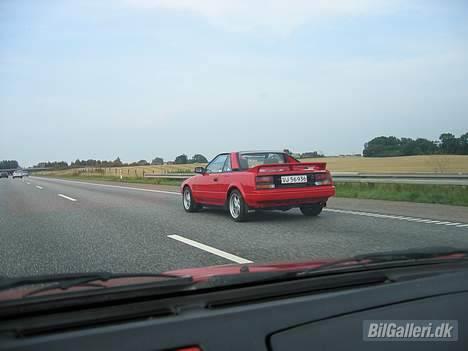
[168,234,253,264]
[26,182,31,185]
[31,177,179,196]
[58,194,77,202]
[35,186,43,189]
[324,208,467,229]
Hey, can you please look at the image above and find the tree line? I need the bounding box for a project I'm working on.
[283,149,325,158]
[31,154,210,169]
[363,132,468,157]
[0,160,19,169]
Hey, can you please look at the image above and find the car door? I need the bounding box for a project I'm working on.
[217,154,234,204]
[196,154,229,205]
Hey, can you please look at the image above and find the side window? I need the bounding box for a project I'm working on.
[206,154,228,174]
[223,155,232,172]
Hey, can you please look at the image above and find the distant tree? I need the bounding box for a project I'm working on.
[300,151,324,158]
[459,132,468,155]
[412,138,438,155]
[191,154,208,163]
[113,157,123,166]
[174,154,188,164]
[137,160,149,166]
[401,138,437,156]
[151,157,164,165]
[439,133,459,154]
[363,132,466,157]
[400,137,414,155]
[71,159,83,167]
[33,161,68,169]
[363,136,402,157]
[0,160,19,169]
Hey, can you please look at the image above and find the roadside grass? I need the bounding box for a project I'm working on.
[335,182,468,207]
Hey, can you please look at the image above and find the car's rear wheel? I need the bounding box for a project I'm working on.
[228,190,248,222]
[182,186,201,212]
[300,203,323,217]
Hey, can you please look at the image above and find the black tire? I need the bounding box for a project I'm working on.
[182,186,201,212]
[228,189,248,222]
[300,204,323,217]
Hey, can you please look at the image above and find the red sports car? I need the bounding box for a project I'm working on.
[181,151,335,221]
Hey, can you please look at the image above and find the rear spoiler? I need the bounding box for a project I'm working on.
[248,162,327,174]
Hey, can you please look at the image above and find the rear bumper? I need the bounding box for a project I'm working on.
[244,186,335,209]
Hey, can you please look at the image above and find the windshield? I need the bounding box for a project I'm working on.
[239,152,287,169]
[1,1,467,301]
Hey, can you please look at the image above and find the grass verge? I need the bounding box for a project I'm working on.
[335,182,468,207]
[36,175,468,207]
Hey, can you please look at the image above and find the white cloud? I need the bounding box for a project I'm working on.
[125,0,399,34]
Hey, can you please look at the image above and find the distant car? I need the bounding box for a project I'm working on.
[12,171,23,179]
[181,151,336,221]
[22,171,29,177]
[0,172,8,179]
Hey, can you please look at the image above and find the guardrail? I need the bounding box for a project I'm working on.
[144,173,193,179]
[143,172,468,185]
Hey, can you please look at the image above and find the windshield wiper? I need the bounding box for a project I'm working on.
[186,247,468,289]
[0,271,194,296]
[212,247,468,286]
[353,246,468,262]
[293,246,468,278]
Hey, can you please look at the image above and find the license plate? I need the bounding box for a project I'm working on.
[281,175,307,184]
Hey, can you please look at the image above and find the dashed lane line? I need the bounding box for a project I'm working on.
[168,234,253,264]
[57,194,77,202]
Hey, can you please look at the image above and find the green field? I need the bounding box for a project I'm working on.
[335,182,468,207]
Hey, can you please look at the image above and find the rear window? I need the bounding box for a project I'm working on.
[238,153,286,169]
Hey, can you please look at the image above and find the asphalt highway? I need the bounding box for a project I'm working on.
[1,176,468,277]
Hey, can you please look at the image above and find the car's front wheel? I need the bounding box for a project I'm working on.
[300,204,323,217]
[228,190,248,222]
[182,186,201,212]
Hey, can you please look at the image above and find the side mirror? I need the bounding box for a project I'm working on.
[194,167,205,174]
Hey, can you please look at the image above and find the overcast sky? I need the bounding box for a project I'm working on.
[1,0,467,166]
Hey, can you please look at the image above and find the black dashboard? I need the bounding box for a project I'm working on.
[1,263,467,351]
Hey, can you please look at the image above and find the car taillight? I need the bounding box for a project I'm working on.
[314,172,333,185]
[256,176,275,189]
